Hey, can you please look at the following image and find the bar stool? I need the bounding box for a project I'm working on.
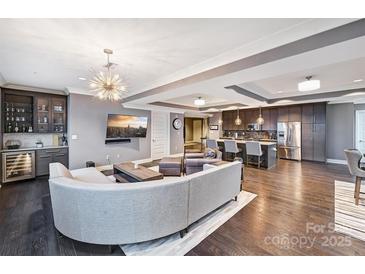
[246,141,263,168]
[344,149,365,205]
[224,140,242,161]
[206,139,218,149]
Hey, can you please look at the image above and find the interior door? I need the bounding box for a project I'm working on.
[151,111,170,160]
[356,110,365,157]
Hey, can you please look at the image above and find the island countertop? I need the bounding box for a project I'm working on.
[217,139,277,146]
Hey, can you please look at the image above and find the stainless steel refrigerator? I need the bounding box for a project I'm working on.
[277,122,301,161]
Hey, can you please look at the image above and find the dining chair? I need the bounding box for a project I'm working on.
[344,149,365,205]
[245,141,264,168]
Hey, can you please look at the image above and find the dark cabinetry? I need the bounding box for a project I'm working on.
[2,88,67,134]
[288,106,301,122]
[301,103,326,162]
[36,148,68,176]
[277,106,301,122]
[261,108,278,130]
[269,108,278,130]
[277,107,289,122]
[301,103,326,124]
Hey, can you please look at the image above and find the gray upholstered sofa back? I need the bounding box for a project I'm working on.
[49,161,241,245]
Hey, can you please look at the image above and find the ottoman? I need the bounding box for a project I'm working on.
[159,157,182,176]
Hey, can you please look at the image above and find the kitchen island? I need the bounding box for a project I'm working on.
[217,139,277,169]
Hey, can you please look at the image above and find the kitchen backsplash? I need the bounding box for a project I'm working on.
[3,133,62,148]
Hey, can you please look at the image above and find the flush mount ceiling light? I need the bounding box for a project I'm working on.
[353,79,364,83]
[298,76,320,92]
[234,108,242,126]
[194,97,206,106]
[89,49,127,101]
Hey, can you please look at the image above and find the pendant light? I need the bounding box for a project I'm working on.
[89,49,127,101]
[234,108,242,126]
[257,106,264,126]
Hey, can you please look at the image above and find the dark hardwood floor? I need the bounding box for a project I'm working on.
[1,160,365,255]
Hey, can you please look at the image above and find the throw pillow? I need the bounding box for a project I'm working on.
[204,148,216,159]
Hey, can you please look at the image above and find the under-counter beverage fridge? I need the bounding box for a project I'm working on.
[2,150,35,183]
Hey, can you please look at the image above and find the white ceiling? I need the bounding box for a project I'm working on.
[239,57,365,98]
[0,18,363,112]
[0,18,313,92]
[164,93,228,108]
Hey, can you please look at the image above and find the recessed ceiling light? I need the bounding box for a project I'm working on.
[277,90,284,93]
[194,97,206,106]
[298,76,320,92]
[78,77,87,81]
[353,79,363,83]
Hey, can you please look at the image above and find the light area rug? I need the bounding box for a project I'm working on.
[120,191,257,256]
[335,180,365,241]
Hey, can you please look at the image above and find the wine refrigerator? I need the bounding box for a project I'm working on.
[2,151,35,183]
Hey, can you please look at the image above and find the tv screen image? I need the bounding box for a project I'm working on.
[106,114,148,139]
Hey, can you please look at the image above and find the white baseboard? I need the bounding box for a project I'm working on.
[326,158,347,165]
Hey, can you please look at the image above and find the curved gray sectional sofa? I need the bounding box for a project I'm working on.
[48,161,242,245]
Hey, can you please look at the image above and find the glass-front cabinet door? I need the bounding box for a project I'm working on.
[51,97,66,133]
[36,96,50,133]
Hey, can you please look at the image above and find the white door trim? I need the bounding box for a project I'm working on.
[151,111,170,160]
[356,110,365,150]
[356,110,365,164]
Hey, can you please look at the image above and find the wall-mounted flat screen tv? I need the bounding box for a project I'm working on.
[106,114,148,139]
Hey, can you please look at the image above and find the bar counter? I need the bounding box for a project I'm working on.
[217,139,277,169]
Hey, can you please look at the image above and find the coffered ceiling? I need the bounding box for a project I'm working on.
[0,18,364,113]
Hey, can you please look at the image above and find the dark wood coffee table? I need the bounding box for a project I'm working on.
[113,162,163,183]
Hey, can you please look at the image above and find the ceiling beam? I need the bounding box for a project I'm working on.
[149,102,199,111]
[268,88,365,104]
[224,85,268,102]
[123,19,365,104]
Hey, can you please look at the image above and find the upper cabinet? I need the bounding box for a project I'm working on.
[301,103,326,124]
[261,109,271,130]
[2,88,67,134]
[277,107,289,122]
[51,97,67,133]
[3,92,34,133]
[288,106,301,122]
[277,105,301,122]
[313,103,326,124]
[269,108,278,130]
[36,96,50,133]
[301,104,313,123]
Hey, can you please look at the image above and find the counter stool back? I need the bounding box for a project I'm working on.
[224,140,242,161]
[246,141,263,168]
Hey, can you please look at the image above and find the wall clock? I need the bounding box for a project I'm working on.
[172,118,182,130]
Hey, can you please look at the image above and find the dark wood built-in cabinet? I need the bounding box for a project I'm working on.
[301,102,326,162]
[220,102,327,162]
[36,148,68,176]
[2,88,67,134]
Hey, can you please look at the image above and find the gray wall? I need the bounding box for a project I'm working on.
[170,113,184,154]
[68,94,151,169]
[326,103,355,160]
[208,112,222,139]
